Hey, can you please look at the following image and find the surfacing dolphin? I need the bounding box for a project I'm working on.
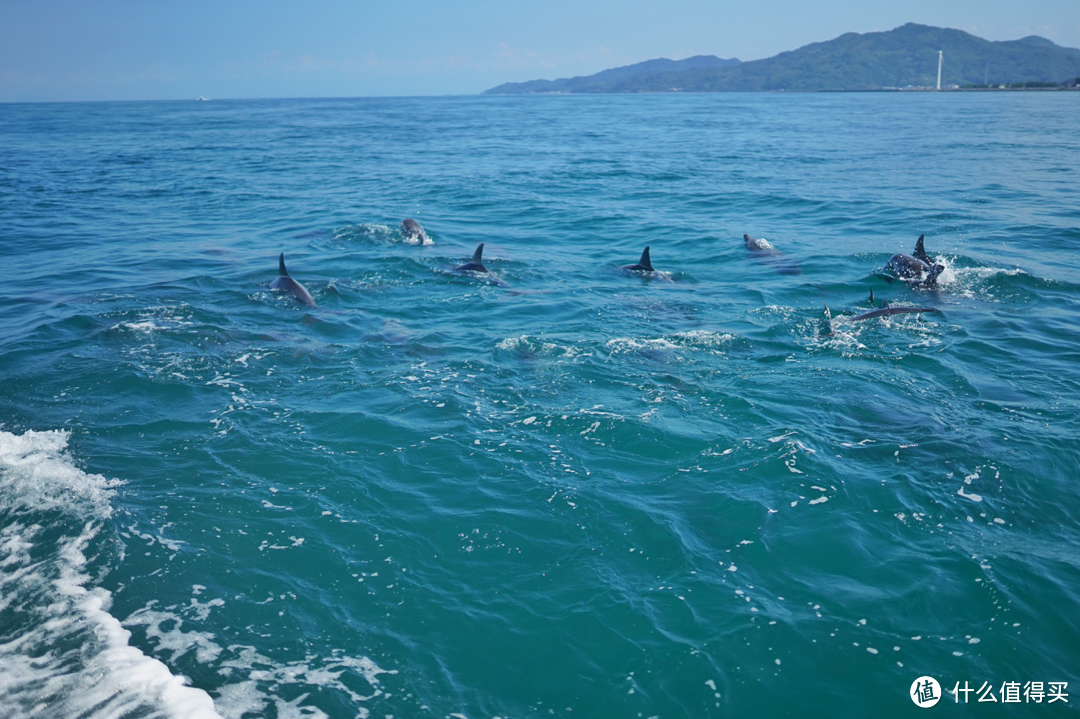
[743,234,801,275]
[401,218,430,245]
[456,243,488,273]
[885,234,944,288]
[851,288,937,321]
[822,289,936,332]
[454,243,510,287]
[270,253,316,306]
[621,246,655,273]
[620,246,673,282]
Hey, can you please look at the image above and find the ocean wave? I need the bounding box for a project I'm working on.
[494,335,591,359]
[606,330,734,355]
[0,430,221,719]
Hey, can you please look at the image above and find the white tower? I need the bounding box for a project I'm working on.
[937,50,943,90]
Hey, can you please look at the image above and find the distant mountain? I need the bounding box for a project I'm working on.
[484,24,1080,94]
[484,55,740,95]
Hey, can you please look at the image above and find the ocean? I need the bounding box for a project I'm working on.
[0,92,1077,718]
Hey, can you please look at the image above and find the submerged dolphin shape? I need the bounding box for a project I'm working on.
[455,243,488,273]
[401,218,430,245]
[885,235,944,287]
[743,234,801,275]
[269,253,316,306]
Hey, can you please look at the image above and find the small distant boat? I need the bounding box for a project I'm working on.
[197,96,209,101]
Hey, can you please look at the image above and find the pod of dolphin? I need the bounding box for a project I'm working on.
[271,219,943,329]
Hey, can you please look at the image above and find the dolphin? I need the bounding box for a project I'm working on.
[743,234,801,275]
[621,246,655,273]
[851,305,937,321]
[851,287,938,321]
[823,290,936,332]
[885,234,944,287]
[743,234,773,252]
[270,253,316,306]
[455,243,488,273]
[620,246,675,282]
[453,243,510,287]
[401,218,430,245]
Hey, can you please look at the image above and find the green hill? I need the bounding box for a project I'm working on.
[484,55,740,95]
[484,24,1080,93]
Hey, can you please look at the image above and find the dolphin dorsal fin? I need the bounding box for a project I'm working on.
[914,234,930,264]
[869,289,875,307]
[823,302,832,321]
[639,246,653,271]
[471,243,485,264]
[278,253,289,276]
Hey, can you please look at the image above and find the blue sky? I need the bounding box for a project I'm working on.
[2,0,1078,102]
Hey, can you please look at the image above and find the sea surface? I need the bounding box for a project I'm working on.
[1,92,1078,718]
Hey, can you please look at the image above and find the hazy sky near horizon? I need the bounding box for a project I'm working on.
[2,0,1078,102]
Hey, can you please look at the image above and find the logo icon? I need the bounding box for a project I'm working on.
[911,676,941,708]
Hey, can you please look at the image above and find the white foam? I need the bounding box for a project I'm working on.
[495,335,589,358]
[957,487,983,502]
[123,320,163,332]
[605,337,679,353]
[215,646,394,719]
[670,330,735,349]
[0,430,121,519]
[125,601,225,664]
[0,430,222,719]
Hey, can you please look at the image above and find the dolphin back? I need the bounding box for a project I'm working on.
[621,246,654,272]
[402,219,430,244]
[270,253,315,306]
[454,243,488,272]
[885,234,944,287]
[852,306,937,322]
[886,253,929,278]
[637,246,653,271]
[270,275,316,306]
[913,234,931,265]
[743,234,774,252]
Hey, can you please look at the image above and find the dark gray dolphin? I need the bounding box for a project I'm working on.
[453,243,510,287]
[823,289,936,332]
[851,287,937,321]
[885,235,944,287]
[743,234,801,275]
[270,253,315,306]
[851,305,937,321]
[620,246,675,282]
[621,247,657,273]
[455,243,488,273]
[401,218,430,245]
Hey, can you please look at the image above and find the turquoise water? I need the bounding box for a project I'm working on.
[1,93,1078,718]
